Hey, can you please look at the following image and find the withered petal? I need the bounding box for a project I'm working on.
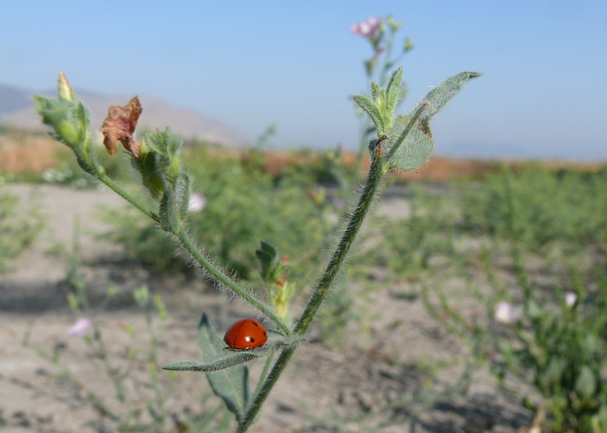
[126,96,142,133]
[99,96,142,158]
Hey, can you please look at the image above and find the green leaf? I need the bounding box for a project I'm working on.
[34,96,70,126]
[385,67,403,118]
[371,82,382,102]
[582,334,599,358]
[34,96,89,150]
[387,117,434,172]
[163,334,304,372]
[384,71,481,172]
[143,128,183,184]
[197,313,249,421]
[163,326,305,373]
[543,357,567,386]
[420,71,482,122]
[353,95,385,134]
[164,355,257,372]
[174,173,191,221]
[74,101,91,145]
[159,187,179,232]
[526,299,542,320]
[255,241,277,281]
[575,365,596,399]
[136,145,165,201]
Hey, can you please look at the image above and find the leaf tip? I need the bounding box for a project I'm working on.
[198,312,211,329]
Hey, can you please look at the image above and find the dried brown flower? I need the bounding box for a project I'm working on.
[99,96,142,157]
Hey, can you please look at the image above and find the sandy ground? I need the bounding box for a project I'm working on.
[0,184,533,433]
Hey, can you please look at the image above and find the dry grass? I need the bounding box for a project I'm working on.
[1,129,605,181]
[255,150,605,182]
[0,134,60,174]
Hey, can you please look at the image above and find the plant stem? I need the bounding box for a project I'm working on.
[251,352,275,404]
[238,149,385,433]
[175,228,291,336]
[97,173,160,224]
[95,157,290,333]
[237,347,295,433]
[294,152,383,334]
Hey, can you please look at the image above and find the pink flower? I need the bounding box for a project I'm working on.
[67,317,94,337]
[351,17,383,39]
[495,302,519,324]
[188,193,206,212]
[565,292,577,307]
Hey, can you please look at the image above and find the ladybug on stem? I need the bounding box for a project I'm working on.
[224,318,268,350]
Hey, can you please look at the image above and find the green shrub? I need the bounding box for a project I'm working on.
[41,145,135,189]
[459,166,607,250]
[372,185,458,280]
[102,144,325,280]
[0,187,44,271]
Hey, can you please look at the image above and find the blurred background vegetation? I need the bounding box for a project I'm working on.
[2,126,607,430]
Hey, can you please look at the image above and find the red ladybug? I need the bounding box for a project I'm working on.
[223,318,268,350]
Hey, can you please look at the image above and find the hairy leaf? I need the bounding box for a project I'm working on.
[353,95,384,134]
[386,71,481,172]
[197,313,249,420]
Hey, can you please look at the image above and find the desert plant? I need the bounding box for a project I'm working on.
[423,169,607,432]
[98,143,329,278]
[0,186,44,272]
[24,222,234,432]
[377,185,457,281]
[459,165,607,251]
[34,58,479,431]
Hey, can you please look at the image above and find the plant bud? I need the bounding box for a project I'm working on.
[57,71,74,101]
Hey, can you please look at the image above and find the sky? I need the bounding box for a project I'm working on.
[1,1,606,161]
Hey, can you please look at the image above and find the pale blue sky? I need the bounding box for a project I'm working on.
[1,1,606,160]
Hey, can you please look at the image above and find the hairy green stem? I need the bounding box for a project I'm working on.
[238,150,385,432]
[239,106,426,430]
[237,347,295,432]
[294,153,383,334]
[97,172,160,224]
[251,352,275,405]
[175,228,291,336]
[93,152,290,334]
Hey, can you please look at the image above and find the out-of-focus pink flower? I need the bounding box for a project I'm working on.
[351,17,383,39]
[495,302,519,324]
[188,193,206,212]
[67,317,94,337]
[565,292,577,307]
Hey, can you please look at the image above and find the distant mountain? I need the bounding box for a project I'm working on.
[0,84,249,147]
[0,85,33,116]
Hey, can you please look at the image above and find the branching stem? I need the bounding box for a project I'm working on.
[175,228,291,336]
[96,172,160,224]
[238,148,385,432]
[92,157,290,335]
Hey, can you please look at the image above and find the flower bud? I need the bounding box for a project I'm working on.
[57,72,74,101]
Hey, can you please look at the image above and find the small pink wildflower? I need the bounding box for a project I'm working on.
[351,17,383,39]
[188,193,206,212]
[67,317,94,337]
[495,302,519,324]
[565,292,577,307]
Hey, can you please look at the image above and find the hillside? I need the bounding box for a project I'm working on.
[0,84,249,147]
